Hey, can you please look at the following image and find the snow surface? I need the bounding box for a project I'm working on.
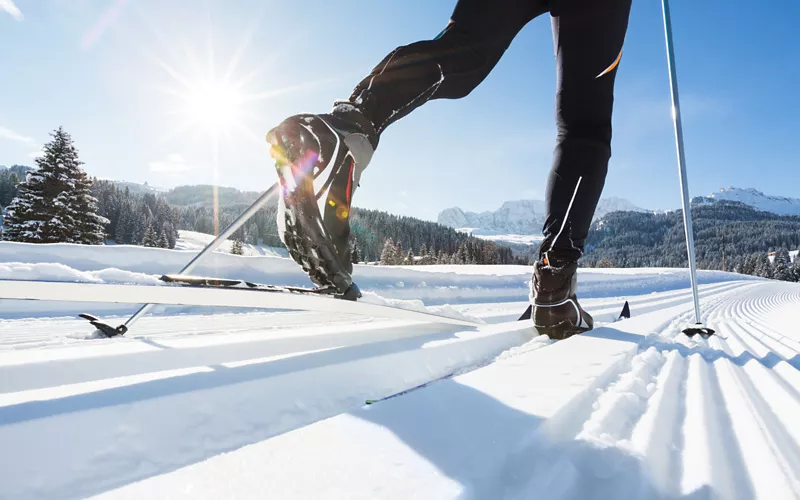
[173,230,289,257]
[0,240,752,321]
[2,242,799,500]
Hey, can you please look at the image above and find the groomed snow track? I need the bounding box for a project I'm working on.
[2,278,799,499]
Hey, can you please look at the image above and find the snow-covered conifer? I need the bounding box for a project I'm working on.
[3,128,107,244]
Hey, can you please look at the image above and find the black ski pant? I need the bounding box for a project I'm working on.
[347,0,632,261]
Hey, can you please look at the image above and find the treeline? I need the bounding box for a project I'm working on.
[377,237,520,265]
[162,184,525,264]
[0,165,32,207]
[2,156,524,263]
[350,208,521,263]
[583,200,800,271]
[165,185,261,207]
[92,180,180,248]
[175,199,527,264]
[734,249,799,281]
[176,202,283,248]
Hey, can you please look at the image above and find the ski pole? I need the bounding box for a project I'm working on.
[118,181,280,332]
[662,0,713,336]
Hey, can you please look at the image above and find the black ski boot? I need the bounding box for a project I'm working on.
[530,253,593,340]
[267,103,378,300]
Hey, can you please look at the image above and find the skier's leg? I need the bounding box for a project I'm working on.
[349,0,548,136]
[268,0,547,293]
[531,0,631,338]
[540,0,632,261]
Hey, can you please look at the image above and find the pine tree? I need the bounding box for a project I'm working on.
[381,238,403,265]
[740,254,757,276]
[465,242,475,264]
[159,230,170,248]
[351,238,361,264]
[771,248,792,281]
[114,202,131,244]
[142,222,158,247]
[163,221,177,249]
[774,260,793,281]
[3,128,107,243]
[774,248,791,268]
[231,238,244,255]
[456,243,467,264]
[755,253,773,279]
[791,255,800,282]
[393,241,404,265]
[0,171,19,207]
[132,206,151,244]
[405,249,414,265]
[380,238,393,265]
[728,255,743,274]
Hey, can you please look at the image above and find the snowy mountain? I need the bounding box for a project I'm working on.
[695,186,800,215]
[438,196,647,240]
[438,199,548,235]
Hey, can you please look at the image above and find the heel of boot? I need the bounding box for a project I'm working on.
[533,297,593,340]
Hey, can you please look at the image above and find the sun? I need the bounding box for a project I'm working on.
[143,8,339,160]
[182,78,244,132]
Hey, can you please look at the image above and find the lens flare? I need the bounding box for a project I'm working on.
[183,78,244,132]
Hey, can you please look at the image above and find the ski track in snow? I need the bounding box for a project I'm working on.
[502,281,800,500]
[1,261,799,498]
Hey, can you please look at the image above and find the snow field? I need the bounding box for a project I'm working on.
[89,280,799,500]
[0,240,755,322]
[0,238,792,500]
[83,283,800,499]
[0,314,540,499]
[171,230,288,258]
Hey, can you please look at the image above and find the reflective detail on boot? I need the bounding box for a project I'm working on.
[533,297,582,328]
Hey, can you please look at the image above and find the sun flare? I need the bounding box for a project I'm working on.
[183,79,244,131]
[145,9,336,158]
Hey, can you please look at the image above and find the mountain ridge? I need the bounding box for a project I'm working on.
[437,196,647,235]
[693,186,800,215]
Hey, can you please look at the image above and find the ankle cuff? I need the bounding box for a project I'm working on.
[331,101,379,148]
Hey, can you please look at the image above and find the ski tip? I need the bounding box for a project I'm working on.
[618,301,631,320]
[518,304,532,321]
[682,324,715,338]
[78,313,128,338]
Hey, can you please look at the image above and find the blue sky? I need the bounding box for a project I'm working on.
[1,0,798,221]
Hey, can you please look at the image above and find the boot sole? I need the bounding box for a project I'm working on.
[270,130,359,298]
[533,324,592,341]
